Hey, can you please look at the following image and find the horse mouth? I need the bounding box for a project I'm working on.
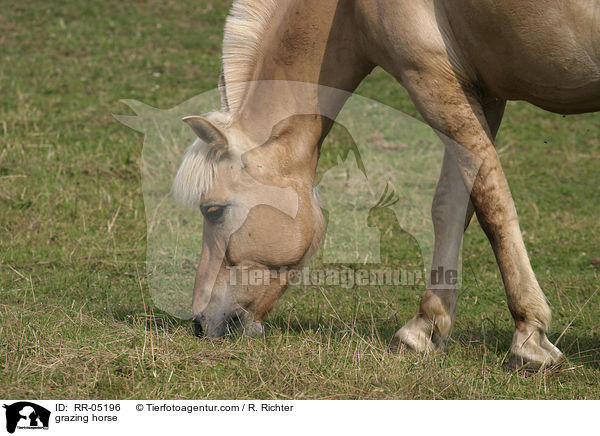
[192,311,263,338]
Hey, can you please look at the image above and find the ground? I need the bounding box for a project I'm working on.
[0,0,599,399]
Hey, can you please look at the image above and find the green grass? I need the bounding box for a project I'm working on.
[1,0,599,399]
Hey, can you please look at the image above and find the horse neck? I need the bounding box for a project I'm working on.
[233,0,373,145]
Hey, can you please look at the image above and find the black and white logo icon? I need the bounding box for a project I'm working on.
[2,402,50,434]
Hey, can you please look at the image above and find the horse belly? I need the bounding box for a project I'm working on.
[443,0,600,114]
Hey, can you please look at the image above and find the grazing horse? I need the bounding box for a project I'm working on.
[173,0,600,369]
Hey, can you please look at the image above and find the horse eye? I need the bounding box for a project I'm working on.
[201,205,226,222]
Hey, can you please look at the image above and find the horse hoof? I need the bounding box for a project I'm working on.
[389,320,436,354]
[508,326,564,372]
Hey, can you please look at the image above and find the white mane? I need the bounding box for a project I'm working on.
[221,0,278,115]
[173,1,278,207]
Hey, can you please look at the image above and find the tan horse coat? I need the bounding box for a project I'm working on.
[174,0,599,369]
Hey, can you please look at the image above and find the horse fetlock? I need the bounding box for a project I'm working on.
[390,290,456,354]
[509,323,564,371]
[419,290,454,339]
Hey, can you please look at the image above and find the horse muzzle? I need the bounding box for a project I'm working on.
[192,311,264,338]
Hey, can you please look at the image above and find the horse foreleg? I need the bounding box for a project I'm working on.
[390,148,473,352]
[392,70,563,368]
[391,99,505,353]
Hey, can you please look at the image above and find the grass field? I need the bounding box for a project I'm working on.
[1,0,599,399]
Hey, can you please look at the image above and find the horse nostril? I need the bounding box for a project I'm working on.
[192,321,204,337]
[192,313,236,338]
[192,316,204,337]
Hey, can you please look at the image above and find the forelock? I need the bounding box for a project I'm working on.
[172,112,241,208]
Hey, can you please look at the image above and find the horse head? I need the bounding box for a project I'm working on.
[173,113,325,337]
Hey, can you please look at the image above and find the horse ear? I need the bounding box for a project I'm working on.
[183,116,228,151]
